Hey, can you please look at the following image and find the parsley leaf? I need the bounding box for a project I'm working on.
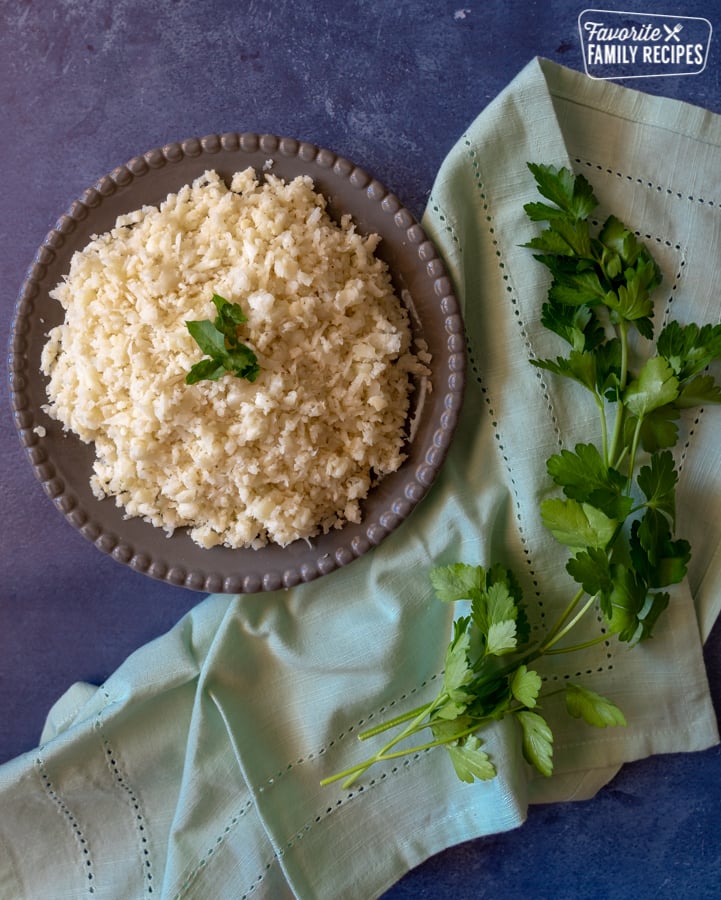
[565,683,627,728]
[486,620,518,657]
[601,563,671,644]
[566,547,613,597]
[446,736,497,783]
[637,451,678,524]
[517,710,554,777]
[598,215,649,268]
[468,569,529,657]
[526,222,590,257]
[601,564,649,642]
[675,374,721,408]
[437,617,474,719]
[657,321,721,381]
[185,293,259,384]
[539,298,606,352]
[630,511,691,589]
[183,356,227,383]
[546,443,631,520]
[540,498,617,550]
[624,357,679,419]
[627,405,680,453]
[532,349,599,393]
[511,666,542,708]
[525,162,597,221]
[430,563,485,602]
[604,257,658,326]
[483,581,518,626]
[548,268,610,308]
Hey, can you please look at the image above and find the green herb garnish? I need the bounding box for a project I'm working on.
[185,293,259,384]
[321,163,721,790]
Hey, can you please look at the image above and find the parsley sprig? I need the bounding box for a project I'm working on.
[185,293,259,384]
[321,163,721,789]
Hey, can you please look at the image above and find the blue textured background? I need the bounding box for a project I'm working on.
[2,1,720,897]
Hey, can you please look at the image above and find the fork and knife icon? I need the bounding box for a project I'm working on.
[663,23,684,42]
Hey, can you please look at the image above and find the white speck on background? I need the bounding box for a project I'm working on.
[454,8,471,20]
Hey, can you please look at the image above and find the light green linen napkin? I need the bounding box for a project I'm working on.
[2,57,720,899]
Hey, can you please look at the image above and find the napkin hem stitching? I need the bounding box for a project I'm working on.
[93,713,155,898]
[170,798,256,899]
[432,146,561,636]
[34,753,96,893]
[573,154,720,213]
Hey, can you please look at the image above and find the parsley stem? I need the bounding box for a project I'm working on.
[358,705,429,741]
[360,644,547,744]
[544,631,610,655]
[597,393,610,468]
[336,692,450,789]
[608,319,630,468]
[321,715,501,788]
[626,416,643,487]
[321,738,440,786]
[618,319,630,391]
[378,719,490,757]
[539,593,598,653]
[540,586,585,648]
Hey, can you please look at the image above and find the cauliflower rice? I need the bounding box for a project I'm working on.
[41,168,429,549]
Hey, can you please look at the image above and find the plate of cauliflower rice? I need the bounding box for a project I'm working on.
[10,134,466,593]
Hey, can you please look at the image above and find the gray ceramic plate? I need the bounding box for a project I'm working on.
[9,134,466,593]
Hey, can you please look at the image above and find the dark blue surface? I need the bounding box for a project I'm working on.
[2,1,720,897]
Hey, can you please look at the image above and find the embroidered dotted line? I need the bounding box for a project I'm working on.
[658,254,685,333]
[426,190,461,248]
[465,354,549,633]
[548,663,614,679]
[35,754,96,894]
[241,748,430,899]
[463,139,570,629]
[542,605,614,682]
[668,252,704,478]
[173,800,255,899]
[254,673,442,791]
[544,657,615,682]
[93,719,154,897]
[677,411,705,477]
[573,157,720,208]
[173,676,441,896]
[175,748,429,899]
